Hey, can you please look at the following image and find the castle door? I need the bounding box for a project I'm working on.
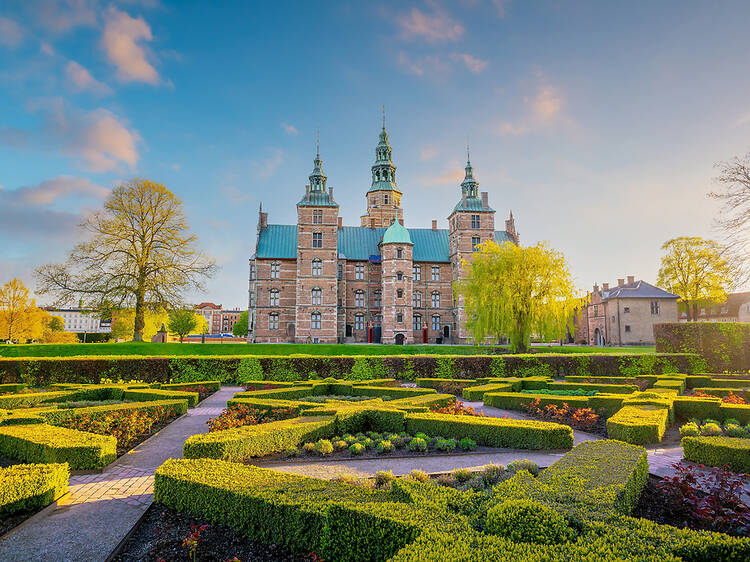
[395,333,405,345]
[373,326,382,343]
[594,328,602,346]
[443,325,450,341]
[287,323,295,343]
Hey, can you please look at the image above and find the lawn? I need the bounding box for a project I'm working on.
[0,342,655,358]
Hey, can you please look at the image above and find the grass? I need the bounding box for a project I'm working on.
[0,342,656,358]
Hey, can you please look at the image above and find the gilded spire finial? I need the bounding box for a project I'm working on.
[466,137,471,165]
[382,105,386,130]
[315,129,320,157]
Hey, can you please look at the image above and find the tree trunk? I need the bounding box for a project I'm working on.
[133,285,146,341]
[180,335,184,343]
[692,303,698,322]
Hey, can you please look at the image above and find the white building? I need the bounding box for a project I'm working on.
[45,308,111,334]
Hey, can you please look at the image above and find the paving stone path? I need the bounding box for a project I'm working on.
[0,386,241,562]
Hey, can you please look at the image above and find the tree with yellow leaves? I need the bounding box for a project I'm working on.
[456,241,579,353]
[657,237,737,321]
[35,178,216,341]
[0,278,55,342]
[110,308,170,342]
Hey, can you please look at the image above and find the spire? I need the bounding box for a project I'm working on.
[309,140,327,193]
[461,149,478,198]
[382,104,386,130]
[368,119,400,194]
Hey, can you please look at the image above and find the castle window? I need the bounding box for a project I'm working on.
[249,292,255,307]
[650,301,660,315]
[396,313,403,323]
[432,315,441,330]
[312,259,322,276]
[397,271,403,281]
[471,215,480,229]
[413,314,422,331]
[337,263,342,279]
[250,263,256,280]
[355,263,365,280]
[269,289,279,307]
[311,288,322,305]
[384,194,389,205]
[355,314,365,330]
[624,306,630,313]
[396,248,402,259]
[412,265,421,281]
[472,236,481,251]
[269,313,279,330]
[431,291,440,308]
[373,291,382,307]
[431,266,440,281]
[312,210,323,224]
[312,232,323,248]
[355,290,365,307]
[311,312,321,330]
[625,325,631,333]
[397,288,403,299]
[270,262,280,279]
[413,291,422,308]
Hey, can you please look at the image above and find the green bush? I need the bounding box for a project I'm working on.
[654,322,750,372]
[0,383,26,395]
[0,424,116,470]
[314,439,334,455]
[349,442,365,455]
[507,459,540,476]
[407,437,427,452]
[351,386,437,399]
[0,462,69,516]
[405,413,573,450]
[235,358,264,382]
[485,499,574,544]
[682,436,750,473]
[700,422,723,436]
[161,381,221,393]
[0,390,77,409]
[548,382,638,394]
[679,422,700,437]
[376,440,394,454]
[435,438,456,452]
[122,388,198,407]
[462,383,513,401]
[673,396,723,421]
[606,405,669,445]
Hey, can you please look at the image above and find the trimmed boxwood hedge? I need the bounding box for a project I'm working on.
[40,399,188,425]
[122,388,199,407]
[160,380,221,393]
[405,413,574,449]
[681,436,750,473]
[0,424,117,469]
[484,392,590,411]
[0,462,69,516]
[0,383,26,395]
[547,382,638,394]
[462,383,513,401]
[606,405,669,445]
[0,352,699,385]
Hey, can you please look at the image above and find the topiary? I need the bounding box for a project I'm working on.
[314,439,334,455]
[507,459,540,476]
[459,437,477,451]
[408,437,428,452]
[349,442,365,455]
[485,499,575,545]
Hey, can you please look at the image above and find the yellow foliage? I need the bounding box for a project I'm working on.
[111,308,169,341]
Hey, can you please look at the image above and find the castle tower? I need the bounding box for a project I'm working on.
[295,147,339,343]
[379,220,413,344]
[448,153,496,343]
[360,123,404,228]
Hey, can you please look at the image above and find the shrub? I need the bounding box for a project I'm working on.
[207,404,297,432]
[314,439,334,456]
[682,436,750,473]
[408,469,430,483]
[679,422,700,437]
[452,468,473,483]
[606,405,669,445]
[349,442,365,455]
[481,464,505,486]
[376,440,394,454]
[459,437,477,451]
[507,459,540,476]
[284,446,299,457]
[700,422,723,436]
[485,499,574,544]
[407,437,428,452]
[333,439,348,450]
[406,413,574,450]
[462,383,513,401]
[0,462,69,516]
[235,358,264,383]
[725,424,746,437]
[435,438,456,452]
[302,442,316,453]
[374,470,395,488]
[122,388,198,407]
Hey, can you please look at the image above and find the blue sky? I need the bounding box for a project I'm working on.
[2,0,749,307]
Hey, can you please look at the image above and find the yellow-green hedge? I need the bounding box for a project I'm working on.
[160,380,221,393]
[41,399,188,425]
[606,405,669,445]
[0,462,69,515]
[462,383,513,401]
[122,388,198,407]
[682,436,750,473]
[0,424,116,469]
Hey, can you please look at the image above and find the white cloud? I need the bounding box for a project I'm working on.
[4,176,108,206]
[396,5,464,43]
[40,42,55,55]
[451,53,489,74]
[495,82,565,136]
[0,17,25,47]
[531,85,563,120]
[35,0,98,33]
[254,149,284,179]
[496,122,531,135]
[397,52,450,77]
[419,145,438,161]
[102,6,160,84]
[65,61,113,95]
[281,122,298,135]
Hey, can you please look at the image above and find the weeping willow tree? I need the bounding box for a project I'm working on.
[456,240,579,353]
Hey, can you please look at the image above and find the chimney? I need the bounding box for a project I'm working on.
[481,191,489,210]
[431,220,437,230]
[627,275,635,284]
[329,187,334,200]
[617,278,625,287]
[337,217,342,228]
[398,218,404,226]
[593,283,599,293]
[370,218,375,229]
[259,211,268,229]
[602,283,609,291]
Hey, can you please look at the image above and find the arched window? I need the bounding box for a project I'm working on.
[311,288,322,305]
[312,258,322,276]
[269,289,279,307]
[412,291,422,308]
[355,314,365,330]
[432,315,440,331]
[270,262,280,279]
[373,290,382,308]
[413,314,422,331]
[396,271,403,281]
[355,290,365,307]
[311,312,321,330]
[396,248,402,259]
[269,313,279,330]
[412,265,421,281]
[431,291,440,308]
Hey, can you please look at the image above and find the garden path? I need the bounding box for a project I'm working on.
[0,385,241,562]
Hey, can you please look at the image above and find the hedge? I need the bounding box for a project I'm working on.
[462,383,513,401]
[122,388,199,407]
[405,413,574,449]
[232,386,314,401]
[721,403,750,424]
[700,379,750,389]
[415,378,481,393]
[564,376,649,386]
[0,424,117,469]
[682,436,750,473]
[40,399,188,425]
[0,462,69,516]
[547,382,638,394]
[0,390,77,409]
[388,393,455,410]
[654,322,750,372]
[160,381,221,393]
[484,392,590,412]
[606,405,669,445]
[183,417,335,461]
[0,383,26,395]
[652,379,686,393]
[0,352,700,385]
[351,386,436,399]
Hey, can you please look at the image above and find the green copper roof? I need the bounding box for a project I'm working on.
[256,224,298,259]
[452,197,495,213]
[381,220,413,245]
[297,191,339,207]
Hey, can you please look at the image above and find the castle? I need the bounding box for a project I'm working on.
[248,124,519,344]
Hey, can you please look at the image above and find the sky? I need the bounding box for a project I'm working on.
[1,0,750,309]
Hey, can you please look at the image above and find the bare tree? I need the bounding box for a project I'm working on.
[35,178,216,341]
[711,152,750,286]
